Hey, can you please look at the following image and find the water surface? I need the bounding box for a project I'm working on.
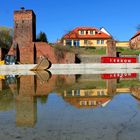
[0,72,140,140]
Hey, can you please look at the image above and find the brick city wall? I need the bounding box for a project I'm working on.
[35,42,75,64]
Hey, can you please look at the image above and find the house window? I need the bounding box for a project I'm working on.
[101,91,105,95]
[74,40,80,47]
[80,30,84,35]
[97,40,100,44]
[84,40,88,44]
[97,91,100,96]
[101,40,104,44]
[86,31,88,35]
[66,40,72,46]
[90,30,94,35]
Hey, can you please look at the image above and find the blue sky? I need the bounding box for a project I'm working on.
[0,0,140,42]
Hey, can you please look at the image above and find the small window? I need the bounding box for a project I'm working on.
[84,40,88,44]
[97,40,100,44]
[74,40,80,47]
[15,23,18,28]
[90,30,94,35]
[86,31,88,35]
[101,40,104,44]
[97,91,100,96]
[66,40,72,46]
[80,30,84,35]
[101,91,105,95]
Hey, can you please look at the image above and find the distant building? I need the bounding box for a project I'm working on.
[61,27,112,47]
[116,41,129,48]
[130,31,140,49]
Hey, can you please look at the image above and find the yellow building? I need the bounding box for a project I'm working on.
[116,41,129,48]
[62,27,112,47]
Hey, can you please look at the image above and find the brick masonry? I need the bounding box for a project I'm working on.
[106,39,116,57]
[14,10,36,47]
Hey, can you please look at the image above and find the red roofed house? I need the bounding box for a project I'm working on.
[130,31,140,49]
[62,27,112,47]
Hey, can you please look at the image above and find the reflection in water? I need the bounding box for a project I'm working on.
[16,95,37,127]
[0,72,140,130]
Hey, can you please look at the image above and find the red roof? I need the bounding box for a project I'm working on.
[63,27,112,39]
[130,30,140,40]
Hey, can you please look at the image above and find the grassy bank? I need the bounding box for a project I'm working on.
[53,45,140,56]
[53,45,106,55]
[117,47,140,55]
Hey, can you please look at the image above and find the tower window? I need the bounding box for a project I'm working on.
[15,23,18,28]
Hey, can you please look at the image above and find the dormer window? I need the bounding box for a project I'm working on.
[79,30,84,35]
[90,30,93,35]
[90,30,95,35]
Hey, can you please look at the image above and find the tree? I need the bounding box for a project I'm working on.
[36,31,48,43]
[0,27,13,49]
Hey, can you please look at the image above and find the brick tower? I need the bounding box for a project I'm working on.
[14,10,36,47]
[12,9,36,64]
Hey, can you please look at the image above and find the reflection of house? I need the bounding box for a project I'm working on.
[64,89,108,97]
[64,89,111,108]
[62,27,112,47]
[130,31,140,49]
[64,96,111,109]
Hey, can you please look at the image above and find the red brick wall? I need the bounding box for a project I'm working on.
[35,42,75,64]
[8,42,75,64]
[19,45,34,64]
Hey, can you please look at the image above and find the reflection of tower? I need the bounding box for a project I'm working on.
[16,75,37,127]
[16,96,37,127]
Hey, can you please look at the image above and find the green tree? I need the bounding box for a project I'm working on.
[36,31,48,43]
[0,27,13,49]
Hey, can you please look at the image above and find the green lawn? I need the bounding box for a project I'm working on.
[117,47,140,55]
[117,80,140,88]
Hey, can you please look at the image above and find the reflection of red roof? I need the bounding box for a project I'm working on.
[130,31,140,40]
[64,97,112,109]
[63,27,112,39]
